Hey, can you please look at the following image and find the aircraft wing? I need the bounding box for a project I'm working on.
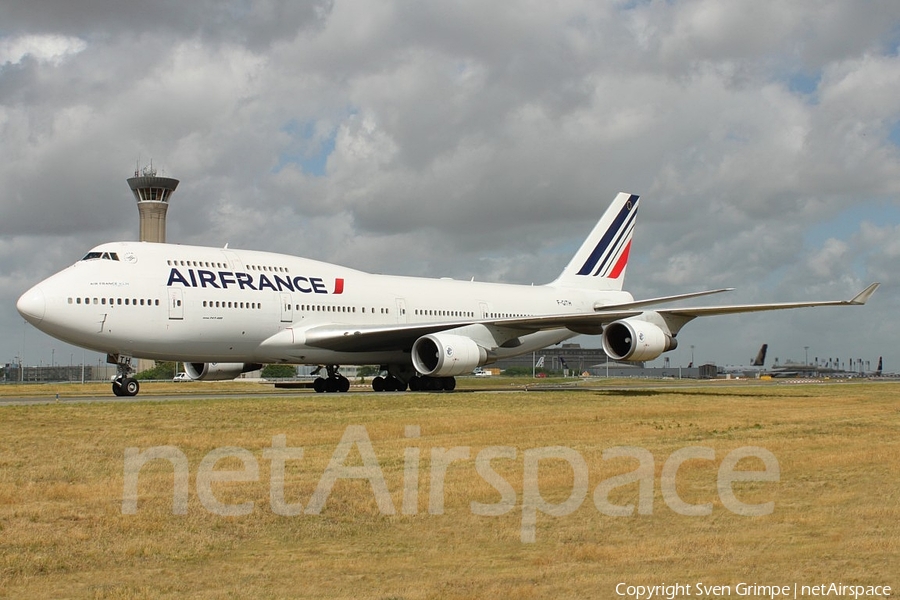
[263,283,879,354]
[658,282,880,318]
[274,288,738,352]
[291,310,644,353]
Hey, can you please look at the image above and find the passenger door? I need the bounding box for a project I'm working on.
[168,288,184,320]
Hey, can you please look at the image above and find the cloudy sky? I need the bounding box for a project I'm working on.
[2,0,900,372]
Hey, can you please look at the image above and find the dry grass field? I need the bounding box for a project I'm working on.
[0,380,897,599]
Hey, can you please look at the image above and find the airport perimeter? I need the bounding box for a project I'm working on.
[0,379,896,599]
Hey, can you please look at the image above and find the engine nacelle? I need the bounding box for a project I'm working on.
[412,333,488,377]
[184,362,263,381]
[601,319,677,362]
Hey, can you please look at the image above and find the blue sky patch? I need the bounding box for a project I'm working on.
[803,202,900,248]
[274,120,337,176]
[889,121,900,147]
[787,70,821,99]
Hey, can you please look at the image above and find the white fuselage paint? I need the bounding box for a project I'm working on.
[21,241,632,367]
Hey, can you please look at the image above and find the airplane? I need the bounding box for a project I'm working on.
[16,192,880,397]
[718,343,768,377]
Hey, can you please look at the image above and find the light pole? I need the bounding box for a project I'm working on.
[804,346,809,366]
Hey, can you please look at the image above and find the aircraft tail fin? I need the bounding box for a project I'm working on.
[550,192,639,291]
[752,344,768,366]
[876,356,883,376]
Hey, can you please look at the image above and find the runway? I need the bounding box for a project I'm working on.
[0,376,874,406]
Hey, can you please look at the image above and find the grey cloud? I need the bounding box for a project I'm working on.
[0,0,331,49]
[3,0,900,367]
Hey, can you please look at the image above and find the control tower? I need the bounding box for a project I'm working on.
[127,164,179,243]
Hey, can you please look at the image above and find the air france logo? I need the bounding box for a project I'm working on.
[166,268,344,295]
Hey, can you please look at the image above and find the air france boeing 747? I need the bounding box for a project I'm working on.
[16,193,879,396]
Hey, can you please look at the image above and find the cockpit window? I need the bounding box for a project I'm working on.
[81,251,121,261]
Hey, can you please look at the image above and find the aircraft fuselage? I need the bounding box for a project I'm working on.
[17,241,630,366]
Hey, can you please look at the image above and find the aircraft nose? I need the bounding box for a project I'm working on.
[17,286,46,325]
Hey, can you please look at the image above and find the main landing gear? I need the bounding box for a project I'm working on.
[372,374,455,391]
[109,354,140,397]
[312,365,350,393]
[309,365,457,393]
[371,365,456,392]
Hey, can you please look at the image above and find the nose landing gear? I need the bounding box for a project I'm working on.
[109,354,140,397]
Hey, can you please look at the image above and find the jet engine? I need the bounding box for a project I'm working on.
[184,362,263,381]
[601,319,677,361]
[412,333,488,377]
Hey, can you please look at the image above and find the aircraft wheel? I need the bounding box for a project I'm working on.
[313,377,326,393]
[442,377,456,391]
[325,377,339,393]
[112,379,124,396]
[408,377,420,391]
[372,376,384,392]
[123,378,140,396]
[338,376,350,393]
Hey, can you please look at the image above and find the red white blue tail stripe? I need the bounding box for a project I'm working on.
[575,194,638,278]
[550,192,639,291]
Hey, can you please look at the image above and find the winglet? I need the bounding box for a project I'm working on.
[849,282,880,305]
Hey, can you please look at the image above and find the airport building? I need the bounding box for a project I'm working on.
[127,164,179,243]
[2,364,106,383]
[487,343,717,379]
[127,165,179,373]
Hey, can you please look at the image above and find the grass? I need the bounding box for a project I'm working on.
[0,381,897,598]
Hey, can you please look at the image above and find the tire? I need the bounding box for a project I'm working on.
[372,376,384,392]
[442,377,456,391]
[124,378,140,396]
[313,377,326,393]
[338,376,350,393]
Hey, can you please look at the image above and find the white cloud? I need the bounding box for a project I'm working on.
[0,34,86,65]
